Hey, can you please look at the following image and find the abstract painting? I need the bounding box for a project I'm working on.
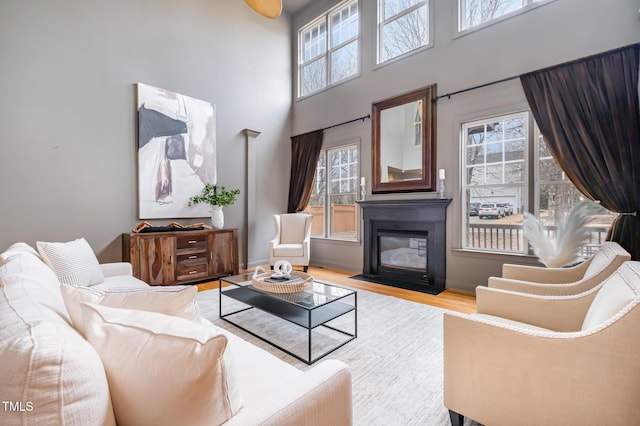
[137,83,216,219]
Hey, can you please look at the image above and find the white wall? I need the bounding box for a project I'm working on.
[0,0,292,266]
[291,0,640,290]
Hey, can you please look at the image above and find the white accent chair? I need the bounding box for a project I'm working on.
[269,213,313,272]
[488,241,631,295]
[445,260,640,426]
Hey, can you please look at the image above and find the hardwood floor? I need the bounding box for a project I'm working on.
[196,265,477,314]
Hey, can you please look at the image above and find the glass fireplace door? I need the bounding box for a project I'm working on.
[378,233,427,273]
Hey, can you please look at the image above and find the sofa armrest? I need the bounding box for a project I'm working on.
[100,262,133,278]
[224,359,352,426]
[501,260,589,283]
[475,286,598,331]
[488,273,603,296]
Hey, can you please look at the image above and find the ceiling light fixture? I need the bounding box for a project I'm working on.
[245,0,282,19]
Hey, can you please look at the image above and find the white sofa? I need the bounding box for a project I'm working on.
[0,242,352,426]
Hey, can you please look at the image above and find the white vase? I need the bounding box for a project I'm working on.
[210,206,224,229]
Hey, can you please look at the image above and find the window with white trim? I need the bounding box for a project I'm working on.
[462,111,615,255]
[458,0,552,33]
[378,0,430,64]
[462,112,528,253]
[298,0,359,98]
[304,143,359,240]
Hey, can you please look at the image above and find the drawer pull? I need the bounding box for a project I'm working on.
[188,255,197,259]
[188,270,198,275]
[188,240,197,244]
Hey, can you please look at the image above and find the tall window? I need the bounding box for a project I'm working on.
[462,112,528,252]
[458,0,552,32]
[299,0,359,98]
[304,143,359,241]
[462,111,616,254]
[378,0,429,64]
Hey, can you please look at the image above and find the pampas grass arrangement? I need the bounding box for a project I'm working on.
[523,201,594,267]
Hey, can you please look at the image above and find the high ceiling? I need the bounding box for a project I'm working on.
[282,0,313,16]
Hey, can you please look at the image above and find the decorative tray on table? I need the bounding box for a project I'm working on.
[251,266,313,293]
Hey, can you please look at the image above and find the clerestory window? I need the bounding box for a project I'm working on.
[377,0,430,64]
[458,0,554,33]
[298,0,359,98]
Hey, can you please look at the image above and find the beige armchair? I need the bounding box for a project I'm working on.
[444,261,640,426]
[488,241,630,295]
[269,213,313,272]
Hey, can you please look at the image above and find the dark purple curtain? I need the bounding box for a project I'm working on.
[520,43,640,260]
[287,129,323,213]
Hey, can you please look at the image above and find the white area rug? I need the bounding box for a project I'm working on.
[196,287,480,426]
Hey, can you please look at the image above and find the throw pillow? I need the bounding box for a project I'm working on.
[60,285,200,335]
[1,277,116,426]
[581,267,637,330]
[37,238,104,286]
[80,303,243,426]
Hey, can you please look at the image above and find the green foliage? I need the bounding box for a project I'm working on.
[188,183,240,207]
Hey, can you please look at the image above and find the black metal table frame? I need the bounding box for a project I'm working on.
[218,278,357,365]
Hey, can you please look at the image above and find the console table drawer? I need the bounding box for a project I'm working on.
[176,235,207,251]
[177,252,208,264]
[176,262,208,281]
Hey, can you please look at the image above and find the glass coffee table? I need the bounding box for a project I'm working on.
[219,273,357,364]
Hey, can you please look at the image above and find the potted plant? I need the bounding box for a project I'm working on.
[189,183,240,229]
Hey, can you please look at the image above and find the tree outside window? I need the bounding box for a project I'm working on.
[459,0,551,32]
[304,144,359,240]
[299,0,359,98]
[462,112,615,255]
[378,0,429,64]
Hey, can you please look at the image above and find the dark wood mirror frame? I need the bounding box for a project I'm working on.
[371,84,437,193]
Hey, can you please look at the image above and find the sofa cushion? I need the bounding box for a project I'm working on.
[0,242,43,262]
[81,303,243,426]
[0,275,115,426]
[212,324,303,405]
[92,274,151,290]
[0,244,72,326]
[60,284,200,335]
[37,238,105,286]
[582,263,639,330]
[273,243,305,257]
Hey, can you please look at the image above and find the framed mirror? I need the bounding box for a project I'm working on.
[372,84,437,193]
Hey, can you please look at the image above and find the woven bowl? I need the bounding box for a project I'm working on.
[251,270,313,293]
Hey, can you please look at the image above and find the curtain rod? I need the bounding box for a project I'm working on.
[322,114,371,131]
[435,74,520,101]
[435,43,640,102]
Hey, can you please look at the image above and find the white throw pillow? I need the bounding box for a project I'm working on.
[1,276,116,426]
[60,285,200,335]
[581,269,637,330]
[80,303,243,426]
[37,238,105,286]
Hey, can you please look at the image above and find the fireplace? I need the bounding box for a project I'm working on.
[355,198,451,294]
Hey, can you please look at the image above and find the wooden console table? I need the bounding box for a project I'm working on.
[123,228,239,286]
